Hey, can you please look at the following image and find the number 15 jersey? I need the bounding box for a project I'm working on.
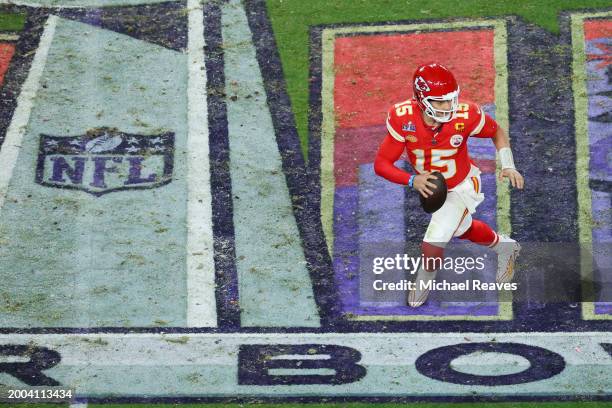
[384,99,498,189]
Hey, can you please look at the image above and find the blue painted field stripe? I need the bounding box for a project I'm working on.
[245,0,341,327]
[222,0,319,327]
[203,0,240,330]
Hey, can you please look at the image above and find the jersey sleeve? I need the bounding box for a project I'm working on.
[385,106,406,143]
[467,102,498,138]
[374,134,412,185]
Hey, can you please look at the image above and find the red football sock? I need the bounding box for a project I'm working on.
[421,242,445,272]
[458,219,498,247]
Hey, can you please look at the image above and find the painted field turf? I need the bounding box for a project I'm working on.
[0,0,608,404]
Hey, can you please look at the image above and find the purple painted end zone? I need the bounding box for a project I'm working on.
[333,186,360,309]
[595,303,612,314]
[334,158,502,316]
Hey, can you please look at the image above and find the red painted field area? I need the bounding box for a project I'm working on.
[332,29,496,186]
[585,19,612,69]
[585,18,612,39]
[0,43,15,85]
[334,30,495,130]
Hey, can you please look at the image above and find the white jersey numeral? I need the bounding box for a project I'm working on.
[412,148,458,178]
[394,99,413,116]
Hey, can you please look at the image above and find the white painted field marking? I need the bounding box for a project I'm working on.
[186,0,216,327]
[0,15,57,213]
[0,332,609,397]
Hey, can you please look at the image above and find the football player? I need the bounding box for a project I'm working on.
[374,62,524,307]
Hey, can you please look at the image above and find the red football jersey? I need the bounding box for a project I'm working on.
[382,99,498,189]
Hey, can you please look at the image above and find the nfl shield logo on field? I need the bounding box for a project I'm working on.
[36,127,175,196]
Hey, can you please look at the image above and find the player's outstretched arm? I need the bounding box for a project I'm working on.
[492,127,524,189]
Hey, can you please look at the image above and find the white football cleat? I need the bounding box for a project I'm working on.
[493,234,521,284]
[408,268,437,307]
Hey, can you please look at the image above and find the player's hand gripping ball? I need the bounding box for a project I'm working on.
[417,171,447,213]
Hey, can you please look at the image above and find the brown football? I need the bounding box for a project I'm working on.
[419,171,448,213]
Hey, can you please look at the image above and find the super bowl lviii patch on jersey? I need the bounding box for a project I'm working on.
[402,121,416,132]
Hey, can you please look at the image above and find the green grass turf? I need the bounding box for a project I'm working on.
[0,12,26,32]
[265,0,612,159]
